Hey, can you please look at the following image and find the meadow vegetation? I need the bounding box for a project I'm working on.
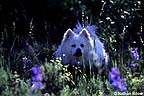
[0,0,144,95]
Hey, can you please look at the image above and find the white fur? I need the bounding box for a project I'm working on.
[55,23,108,66]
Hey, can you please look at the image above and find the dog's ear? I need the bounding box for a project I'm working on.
[79,28,91,39]
[63,28,74,41]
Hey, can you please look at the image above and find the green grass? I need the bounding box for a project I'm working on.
[0,45,144,96]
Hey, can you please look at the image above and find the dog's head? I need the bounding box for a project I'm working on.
[61,28,93,58]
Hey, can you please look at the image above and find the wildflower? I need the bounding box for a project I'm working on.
[31,81,44,93]
[30,66,44,93]
[132,77,140,83]
[130,61,137,67]
[22,56,31,68]
[22,56,28,62]
[128,73,132,78]
[109,68,120,82]
[129,47,140,69]
[131,48,139,60]
[98,90,103,95]
[109,67,127,92]
[111,79,127,92]
[31,66,42,80]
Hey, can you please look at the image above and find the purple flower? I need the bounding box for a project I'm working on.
[32,74,43,81]
[111,79,127,92]
[110,68,120,75]
[22,56,28,62]
[131,48,139,60]
[130,61,137,67]
[130,48,140,68]
[31,66,42,75]
[22,56,31,68]
[109,67,127,92]
[31,66,43,81]
[30,66,44,93]
[109,68,120,82]
[31,81,44,93]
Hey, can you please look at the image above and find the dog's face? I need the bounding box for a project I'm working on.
[70,36,85,57]
[62,28,93,58]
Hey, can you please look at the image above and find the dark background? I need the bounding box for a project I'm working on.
[0,0,144,65]
[0,0,143,42]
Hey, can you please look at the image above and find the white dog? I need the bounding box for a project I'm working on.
[55,23,108,68]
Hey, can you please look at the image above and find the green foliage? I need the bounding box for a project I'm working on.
[0,68,33,96]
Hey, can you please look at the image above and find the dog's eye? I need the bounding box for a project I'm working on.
[80,44,84,47]
[71,44,76,47]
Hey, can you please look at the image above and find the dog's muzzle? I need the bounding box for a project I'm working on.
[74,48,82,57]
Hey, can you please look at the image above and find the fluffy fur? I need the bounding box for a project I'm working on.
[55,23,108,67]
